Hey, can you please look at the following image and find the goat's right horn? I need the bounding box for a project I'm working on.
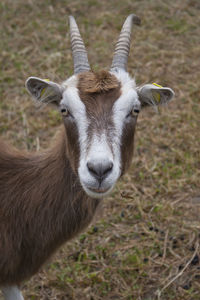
[110,14,141,72]
[69,16,91,74]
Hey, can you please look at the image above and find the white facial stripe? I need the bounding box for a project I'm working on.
[110,69,140,141]
[61,76,89,158]
[88,133,113,161]
[113,89,139,134]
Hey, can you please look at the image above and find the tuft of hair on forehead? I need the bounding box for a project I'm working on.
[78,70,120,94]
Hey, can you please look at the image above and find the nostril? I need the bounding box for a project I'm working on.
[87,161,113,180]
[87,162,99,176]
[103,162,113,176]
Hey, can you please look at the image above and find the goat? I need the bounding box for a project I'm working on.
[0,14,174,300]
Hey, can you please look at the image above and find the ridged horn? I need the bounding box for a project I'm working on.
[69,16,90,74]
[110,14,141,72]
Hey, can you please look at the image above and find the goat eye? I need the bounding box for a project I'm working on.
[126,108,140,118]
[132,108,140,116]
[60,107,68,116]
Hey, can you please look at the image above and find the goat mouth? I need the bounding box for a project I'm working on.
[89,187,110,194]
[82,183,113,198]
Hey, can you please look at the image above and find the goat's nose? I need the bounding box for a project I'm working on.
[87,161,113,182]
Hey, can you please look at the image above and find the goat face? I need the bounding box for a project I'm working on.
[62,70,141,198]
[25,14,174,199]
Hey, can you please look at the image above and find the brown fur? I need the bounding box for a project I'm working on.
[0,128,100,286]
[120,118,137,175]
[64,118,80,173]
[78,70,119,94]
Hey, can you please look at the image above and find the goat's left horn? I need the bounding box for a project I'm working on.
[69,16,91,74]
[110,14,141,72]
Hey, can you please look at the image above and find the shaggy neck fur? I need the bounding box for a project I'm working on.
[0,128,100,286]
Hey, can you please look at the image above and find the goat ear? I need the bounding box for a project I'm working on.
[25,77,63,106]
[137,83,175,108]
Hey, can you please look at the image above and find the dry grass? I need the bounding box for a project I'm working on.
[0,0,200,299]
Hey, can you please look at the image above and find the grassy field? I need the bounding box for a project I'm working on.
[0,0,200,299]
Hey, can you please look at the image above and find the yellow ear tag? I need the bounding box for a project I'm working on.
[152,83,163,103]
[41,79,50,97]
[152,82,163,88]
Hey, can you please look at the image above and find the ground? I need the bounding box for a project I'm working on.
[0,0,200,299]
